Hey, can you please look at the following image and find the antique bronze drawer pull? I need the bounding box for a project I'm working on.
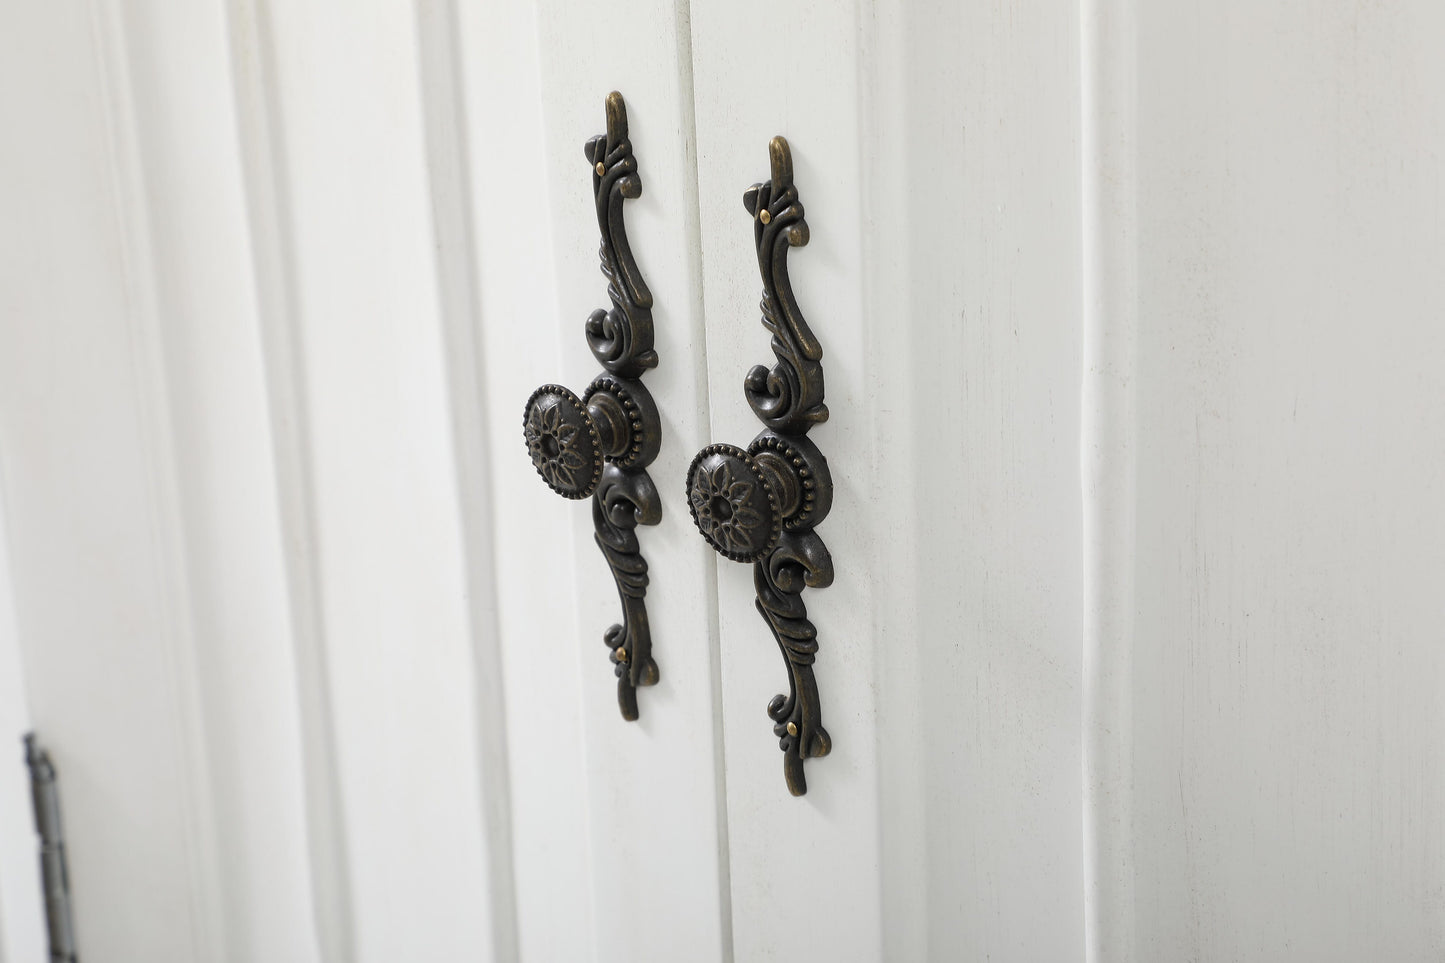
[522,91,661,721]
[686,137,834,795]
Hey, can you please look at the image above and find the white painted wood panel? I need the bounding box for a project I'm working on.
[247,1,509,959]
[0,1,338,959]
[870,2,1088,959]
[0,2,231,957]
[441,1,596,961]
[689,8,884,955]
[1096,1,1445,959]
[459,2,734,960]
[4,3,1443,961]
[116,2,326,957]
[410,2,523,959]
[691,2,1084,960]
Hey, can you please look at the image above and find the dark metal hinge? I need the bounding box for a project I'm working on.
[25,734,78,963]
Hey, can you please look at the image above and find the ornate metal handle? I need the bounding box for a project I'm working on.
[686,137,834,795]
[522,91,661,721]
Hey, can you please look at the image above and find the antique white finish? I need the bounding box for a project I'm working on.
[0,2,1441,961]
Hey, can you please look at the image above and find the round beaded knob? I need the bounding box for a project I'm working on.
[524,376,661,500]
[522,385,603,499]
[686,431,834,565]
[686,444,782,563]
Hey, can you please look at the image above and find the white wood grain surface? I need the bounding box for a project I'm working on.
[1,2,1442,961]
[1122,2,1445,959]
[688,2,885,956]
[0,1,231,956]
[496,1,734,959]
[252,1,502,958]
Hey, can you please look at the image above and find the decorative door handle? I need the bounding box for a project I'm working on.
[522,91,662,721]
[685,137,834,795]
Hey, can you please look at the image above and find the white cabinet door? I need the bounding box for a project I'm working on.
[454,3,731,961]
[1,2,1443,962]
[0,2,319,959]
[687,3,1084,960]
[1087,2,1445,960]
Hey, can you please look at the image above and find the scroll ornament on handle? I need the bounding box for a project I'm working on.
[686,136,835,795]
[522,91,662,721]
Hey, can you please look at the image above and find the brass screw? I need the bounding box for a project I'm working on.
[786,721,798,736]
[616,647,627,663]
[759,208,772,225]
[595,161,606,177]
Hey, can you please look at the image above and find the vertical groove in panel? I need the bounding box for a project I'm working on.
[689,1,885,958]
[410,1,519,959]
[85,0,231,958]
[223,2,356,958]
[1081,0,1138,959]
[448,0,599,957]
[528,1,731,957]
[855,0,1086,956]
[672,1,734,958]
[850,0,928,958]
[112,0,326,954]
